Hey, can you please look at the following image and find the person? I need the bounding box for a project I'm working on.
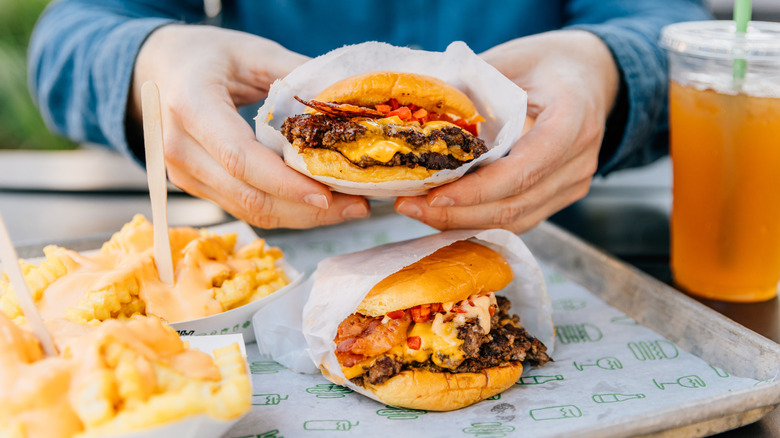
[28,0,711,232]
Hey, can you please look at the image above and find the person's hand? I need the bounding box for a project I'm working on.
[131,25,370,228]
[395,30,619,232]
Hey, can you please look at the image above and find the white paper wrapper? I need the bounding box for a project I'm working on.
[280,229,552,405]
[105,334,247,438]
[255,41,528,198]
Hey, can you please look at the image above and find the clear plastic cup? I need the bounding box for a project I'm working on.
[660,21,780,302]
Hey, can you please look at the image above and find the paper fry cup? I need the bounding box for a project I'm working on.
[255,41,528,198]
[12,221,302,344]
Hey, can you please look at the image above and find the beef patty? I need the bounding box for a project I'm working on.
[280,114,488,170]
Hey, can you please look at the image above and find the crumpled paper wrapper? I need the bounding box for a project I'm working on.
[254,41,528,198]
[255,229,554,406]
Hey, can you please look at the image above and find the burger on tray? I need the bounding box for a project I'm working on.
[301,229,555,411]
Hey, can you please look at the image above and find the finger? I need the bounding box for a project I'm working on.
[164,136,369,228]
[426,107,587,208]
[397,148,595,231]
[169,88,333,208]
[397,180,587,233]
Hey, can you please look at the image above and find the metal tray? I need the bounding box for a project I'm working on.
[521,221,780,437]
[12,216,780,437]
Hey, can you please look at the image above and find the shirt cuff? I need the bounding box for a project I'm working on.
[569,24,670,175]
[94,17,176,163]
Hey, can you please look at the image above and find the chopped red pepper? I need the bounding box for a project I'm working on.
[387,106,412,121]
[406,336,422,350]
[489,305,496,317]
[412,108,427,120]
[386,310,405,320]
[452,306,468,314]
[430,303,442,314]
[468,299,475,307]
[410,304,432,323]
[389,98,400,110]
[375,104,392,114]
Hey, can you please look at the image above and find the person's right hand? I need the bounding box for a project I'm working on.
[130,25,370,228]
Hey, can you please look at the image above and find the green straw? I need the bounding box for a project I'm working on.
[732,0,752,88]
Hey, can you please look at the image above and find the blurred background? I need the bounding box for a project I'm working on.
[0,0,778,151]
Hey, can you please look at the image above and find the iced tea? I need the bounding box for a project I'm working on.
[669,80,780,301]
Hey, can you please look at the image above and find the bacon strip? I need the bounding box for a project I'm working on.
[334,312,412,367]
[294,96,384,119]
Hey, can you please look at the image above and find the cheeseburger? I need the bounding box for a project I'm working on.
[280,71,487,183]
[332,240,551,411]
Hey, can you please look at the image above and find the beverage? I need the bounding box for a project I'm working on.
[669,81,780,301]
[662,20,780,302]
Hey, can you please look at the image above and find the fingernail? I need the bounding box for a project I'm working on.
[397,201,422,218]
[429,195,454,208]
[304,194,329,210]
[342,203,369,219]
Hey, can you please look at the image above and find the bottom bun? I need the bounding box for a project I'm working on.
[363,363,523,411]
[296,147,436,183]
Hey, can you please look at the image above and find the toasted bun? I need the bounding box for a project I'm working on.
[296,147,435,182]
[356,240,513,317]
[312,71,481,124]
[364,363,523,411]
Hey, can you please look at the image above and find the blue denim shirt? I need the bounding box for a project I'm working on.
[27,0,711,175]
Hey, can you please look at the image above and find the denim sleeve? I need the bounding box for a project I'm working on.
[27,0,205,160]
[564,0,712,175]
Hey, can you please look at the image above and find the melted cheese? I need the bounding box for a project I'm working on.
[340,315,466,379]
[334,118,474,165]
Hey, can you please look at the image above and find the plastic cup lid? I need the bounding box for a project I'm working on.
[660,20,780,60]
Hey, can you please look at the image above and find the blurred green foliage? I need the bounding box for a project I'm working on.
[0,0,77,149]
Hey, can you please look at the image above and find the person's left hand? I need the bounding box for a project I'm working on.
[394,30,620,233]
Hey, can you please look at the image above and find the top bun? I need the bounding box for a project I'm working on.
[311,71,483,124]
[356,240,513,317]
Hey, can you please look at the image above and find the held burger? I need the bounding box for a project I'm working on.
[280,71,487,183]
[331,240,551,411]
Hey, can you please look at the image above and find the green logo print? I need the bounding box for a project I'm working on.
[552,299,586,311]
[486,394,501,401]
[709,364,730,378]
[592,393,646,403]
[376,405,427,420]
[252,394,289,405]
[610,315,638,326]
[574,356,623,371]
[303,420,358,431]
[555,323,602,344]
[305,383,354,398]
[462,422,515,437]
[234,430,282,438]
[517,374,564,385]
[250,361,286,374]
[529,405,582,421]
[545,272,569,285]
[653,375,706,390]
[242,320,251,329]
[628,340,679,361]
